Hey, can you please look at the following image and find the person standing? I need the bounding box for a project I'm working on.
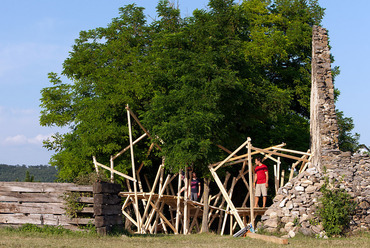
[190,172,201,201]
[253,157,268,208]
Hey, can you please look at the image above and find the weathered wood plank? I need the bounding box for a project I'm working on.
[0,192,64,203]
[0,192,93,204]
[0,182,92,193]
[246,232,288,245]
[0,213,94,226]
[0,202,66,214]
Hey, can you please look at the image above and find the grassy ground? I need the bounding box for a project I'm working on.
[0,226,369,248]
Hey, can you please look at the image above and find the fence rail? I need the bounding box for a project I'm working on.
[0,182,94,229]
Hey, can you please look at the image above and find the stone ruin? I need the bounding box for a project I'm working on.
[260,26,370,237]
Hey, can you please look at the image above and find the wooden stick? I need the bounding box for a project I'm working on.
[216,144,238,157]
[92,156,99,174]
[112,133,147,160]
[175,170,182,233]
[240,174,250,207]
[272,147,311,156]
[93,159,136,182]
[144,175,171,231]
[252,147,309,163]
[248,138,255,228]
[127,106,141,231]
[137,143,155,175]
[122,208,138,228]
[110,156,114,182]
[230,214,234,235]
[144,174,152,191]
[184,168,189,234]
[125,105,162,151]
[148,200,178,234]
[246,233,288,245]
[280,170,285,188]
[209,167,245,229]
[141,164,164,231]
[219,143,286,164]
[221,177,237,235]
[277,157,281,190]
[214,139,250,171]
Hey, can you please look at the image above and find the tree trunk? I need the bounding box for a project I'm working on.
[201,178,210,233]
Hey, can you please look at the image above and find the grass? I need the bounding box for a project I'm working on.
[0,225,369,248]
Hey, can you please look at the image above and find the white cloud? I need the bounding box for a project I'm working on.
[3,135,28,145]
[2,133,52,146]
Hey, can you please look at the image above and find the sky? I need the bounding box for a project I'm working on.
[0,0,368,165]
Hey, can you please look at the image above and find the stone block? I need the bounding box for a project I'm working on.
[93,182,121,194]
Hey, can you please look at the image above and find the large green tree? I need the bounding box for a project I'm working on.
[40,0,325,181]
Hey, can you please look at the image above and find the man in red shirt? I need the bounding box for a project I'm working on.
[253,157,268,208]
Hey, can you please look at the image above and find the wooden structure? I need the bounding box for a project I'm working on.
[92,106,312,235]
[0,182,93,230]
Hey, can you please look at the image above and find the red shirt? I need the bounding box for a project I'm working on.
[254,164,268,184]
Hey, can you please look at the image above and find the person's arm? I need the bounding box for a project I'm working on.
[265,170,269,188]
[198,181,201,197]
[253,172,257,188]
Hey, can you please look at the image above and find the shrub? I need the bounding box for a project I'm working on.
[317,177,357,237]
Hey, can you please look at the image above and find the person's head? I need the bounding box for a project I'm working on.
[255,157,262,165]
[192,172,196,178]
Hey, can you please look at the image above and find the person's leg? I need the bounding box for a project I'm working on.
[254,196,259,207]
[261,184,267,207]
[262,196,267,208]
[255,184,262,207]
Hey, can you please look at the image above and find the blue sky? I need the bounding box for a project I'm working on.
[0,0,368,165]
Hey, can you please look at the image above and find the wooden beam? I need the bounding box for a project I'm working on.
[251,147,309,162]
[248,138,255,228]
[127,105,141,230]
[211,143,286,168]
[214,139,250,171]
[209,167,245,230]
[246,233,288,245]
[141,164,163,232]
[272,147,311,156]
[93,159,136,182]
[112,133,147,160]
[125,105,162,151]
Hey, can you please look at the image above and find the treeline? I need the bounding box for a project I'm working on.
[0,164,58,182]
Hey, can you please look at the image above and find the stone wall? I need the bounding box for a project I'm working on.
[261,154,370,236]
[260,26,370,236]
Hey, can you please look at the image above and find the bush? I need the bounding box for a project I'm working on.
[317,177,357,237]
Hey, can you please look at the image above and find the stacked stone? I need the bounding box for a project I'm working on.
[93,182,123,235]
[310,25,340,171]
[260,167,324,237]
[260,153,370,236]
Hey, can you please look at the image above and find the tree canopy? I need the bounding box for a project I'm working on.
[40,0,327,181]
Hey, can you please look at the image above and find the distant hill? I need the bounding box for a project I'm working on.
[0,164,58,182]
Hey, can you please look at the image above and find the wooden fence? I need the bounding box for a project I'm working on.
[0,182,94,230]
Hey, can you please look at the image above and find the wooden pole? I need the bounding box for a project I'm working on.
[280,170,285,188]
[214,139,250,171]
[175,170,182,233]
[248,138,255,228]
[110,155,114,182]
[125,105,162,151]
[272,147,311,156]
[127,105,141,231]
[94,159,136,182]
[112,133,147,160]
[251,147,309,163]
[92,156,99,174]
[184,167,189,234]
[209,167,244,229]
[141,164,164,232]
[277,157,281,190]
